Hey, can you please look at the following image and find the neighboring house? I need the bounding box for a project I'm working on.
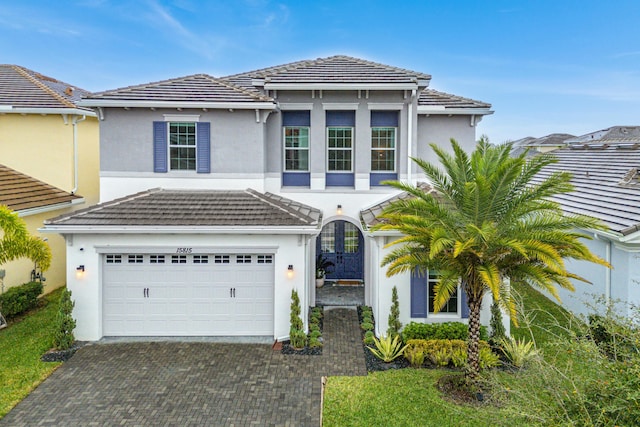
[0,65,99,293]
[511,133,575,156]
[533,126,640,318]
[42,55,500,341]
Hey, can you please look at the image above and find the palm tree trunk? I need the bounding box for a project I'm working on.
[466,295,482,381]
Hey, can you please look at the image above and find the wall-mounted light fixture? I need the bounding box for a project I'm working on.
[76,265,85,278]
[337,204,343,215]
[287,264,294,279]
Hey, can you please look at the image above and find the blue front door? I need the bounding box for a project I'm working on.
[317,220,364,280]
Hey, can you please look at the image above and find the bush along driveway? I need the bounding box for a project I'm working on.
[0,307,366,426]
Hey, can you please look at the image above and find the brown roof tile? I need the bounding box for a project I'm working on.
[0,164,82,212]
[45,189,322,228]
[0,65,91,110]
[360,183,436,228]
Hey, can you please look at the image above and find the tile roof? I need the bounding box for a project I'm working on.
[565,126,640,145]
[512,133,575,148]
[0,65,91,110]
[223,55,432,86]
[84,74,273,103]
[45,189,322,228]
[360,183,437,229]
[0,164,82,212]
[533,142,640,235]
[417,89,491,109]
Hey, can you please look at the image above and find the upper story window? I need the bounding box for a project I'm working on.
[153,119,210,174]
[326,111,355,172]
[428,271,459,314]
[169,122,196,170]
[282,111,310,172]
[371,111,398,172]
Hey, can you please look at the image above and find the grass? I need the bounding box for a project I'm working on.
[323,369,530,426]
[0,287,63,418]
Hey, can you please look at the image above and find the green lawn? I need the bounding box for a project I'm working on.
[0,287,62,418]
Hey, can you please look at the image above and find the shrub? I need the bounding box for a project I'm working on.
[363,330,375,345]
[309,337,323,348]
[310,316,320,325]
[368,334,408,363]
[0,281,43,318]
[309,323,320,332]
[311,307,323,318]
[362,314,373,324]
[402,321,488,342]
[479,346,500,370]
[387,286,402,338]
[53,288,76,350]
[310,330,322,339]
[360,322,374,331]
[450,346,468,368]
[430,347,451,367]
[404,344,426,368]
[290,330,307,349]
[500,337,540,368]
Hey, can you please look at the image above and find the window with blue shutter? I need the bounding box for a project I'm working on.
[326,111,355,187]
[153,121,168,173]
[154,121,210,173]
[371,111,398,185]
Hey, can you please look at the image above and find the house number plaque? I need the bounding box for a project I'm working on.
[176,247,193,254]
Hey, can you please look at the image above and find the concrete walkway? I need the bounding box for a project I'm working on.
[1,308,366,426]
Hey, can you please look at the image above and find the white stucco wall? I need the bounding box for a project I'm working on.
[64,232,310,341]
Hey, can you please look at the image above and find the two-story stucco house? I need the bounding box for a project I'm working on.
[0,65,99,293]
[43,55,501,342]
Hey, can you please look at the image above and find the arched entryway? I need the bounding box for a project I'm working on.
[316,220,364,281]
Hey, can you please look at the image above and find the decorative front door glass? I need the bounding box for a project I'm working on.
[317,220,363,280]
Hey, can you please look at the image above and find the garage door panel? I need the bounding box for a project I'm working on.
[103,253,274,336]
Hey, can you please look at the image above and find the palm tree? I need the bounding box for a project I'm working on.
[374,137,608,380]
[0,205,51,274]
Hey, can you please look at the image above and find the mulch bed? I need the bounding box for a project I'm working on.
[41,341,87,362]
[357,306,410,372]
[281,306,323,356]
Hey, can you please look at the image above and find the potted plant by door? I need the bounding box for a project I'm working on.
[315,254,335,288]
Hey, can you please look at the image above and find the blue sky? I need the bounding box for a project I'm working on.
[2,0,639,143]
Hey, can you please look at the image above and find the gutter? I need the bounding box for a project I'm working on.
[263,83,419,91]
[39,225,321,235]
[0,107,96,116]
[416,106,494,116]
[78,100,276,110]
[17,198,84,218]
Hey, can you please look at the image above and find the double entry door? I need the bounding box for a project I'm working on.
[317,220,363,280]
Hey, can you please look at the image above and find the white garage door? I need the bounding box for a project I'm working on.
[102,253,274,336]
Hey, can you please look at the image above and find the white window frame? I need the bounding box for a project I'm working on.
[326,126,354,172]
[428,272,460,316]
[283,126,310,172]
[168,121,197,171]
[371,126,397,172]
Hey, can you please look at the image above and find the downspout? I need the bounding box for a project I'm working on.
[71,115,87,194]
[605,239,611,303]
[407,90,416,185]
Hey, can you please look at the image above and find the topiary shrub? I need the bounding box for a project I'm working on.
[53,288,76,350]
[361,322,374,331]
[489,301,507,344]
[289,290,305,348]
[387,286,402,338]
[309,337,323,348]
[0,281,43,318]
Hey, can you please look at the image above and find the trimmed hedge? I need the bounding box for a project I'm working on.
[401,321,488,342]
[0,281,44,318]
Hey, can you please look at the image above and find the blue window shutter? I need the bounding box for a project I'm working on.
[410,271,428,318]
[153,121,168,173]
[196,122,211,173]
[282,111,310,126]
[326,111,355,127]
[371,111,399,127]
[461,289,469,318]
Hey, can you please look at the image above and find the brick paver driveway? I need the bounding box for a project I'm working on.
[1,308,366,427]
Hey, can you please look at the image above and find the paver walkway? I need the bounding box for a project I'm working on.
[1,307,366,426]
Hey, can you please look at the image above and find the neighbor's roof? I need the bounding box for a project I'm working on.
[81,74,274,107]
[360,183,437,229]
[0,65,92,112]
[533,134,640,236]
[44,188,322,229]
[512,133,575,148]
[0,164,82,213]
[564,126,640,145]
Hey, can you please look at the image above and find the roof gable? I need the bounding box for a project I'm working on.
[0,164,82,212]
[45,189,322,229]
[0,65,91,111]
